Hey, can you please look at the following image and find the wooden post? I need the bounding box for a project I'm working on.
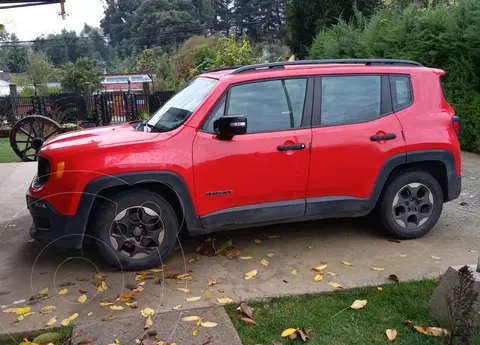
[477,254,480,273]
[8,84,18,122]
[142,81,151,95]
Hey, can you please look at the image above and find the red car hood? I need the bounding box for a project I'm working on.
[42,123,156,152]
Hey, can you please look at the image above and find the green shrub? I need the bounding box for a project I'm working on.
[309,0,480,152]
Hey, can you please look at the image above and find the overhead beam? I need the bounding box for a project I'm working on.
[0,1,61,10]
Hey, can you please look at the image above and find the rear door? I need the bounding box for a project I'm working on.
[306,74,406,216]
[193,77,314,228]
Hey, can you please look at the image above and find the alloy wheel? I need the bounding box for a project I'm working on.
[391,183,434,229]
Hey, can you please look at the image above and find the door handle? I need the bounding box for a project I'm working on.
[277,143,306,151]
[370,133,396,141]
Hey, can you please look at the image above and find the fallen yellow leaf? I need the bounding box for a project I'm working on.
[398,254,407,258]
[182,316,200,321]
[217,297,234,304]
[267,253,274,257]
[150,268,164,273]
[15,307,32,315]
[2,308,16,313]
[261,259,269,266]
[87,312,93,316]
[201,321,217,328]
[176,274,193,281]
[244,269,258,280]
[350,300,368,310]
[268,235,281,239]
[125,301,137,307]
[45,317,56,326]
[312,264,328,272]
[58,289,68,295]
[69,313,79,321]
[172,305,182,310]
[205,290,211,298]
[254,239,262,244]
[141,308,154,317]
[78,294,87,303]
[342,261,352,266]
[144,315,153,329]
[100,302,114,307]
[291,270,298,275]
[326,271,338,276]
[176,288,190,293]
[39,306,56,314]
[196,318,202,327]
[413,325,449,337]
[239,256,253,260]
[377,287,383,291]
[61,313,79,326]
[313,274,323,282]
[329,282,344,289]
[281,328,298,337]
[306,245,314,249]
[185,296,202,302]
[17,315,24,321]
[430,255,441,260]
[386,329,397,341]
[192,329,199,337]
[110,305,124,310]
[138,281,146,286]
[372,267,386,271]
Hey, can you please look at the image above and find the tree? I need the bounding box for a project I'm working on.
[59,58,103,92]
[81,24,111,63]
[284,0,379,59]
[101,0,142,51]
[0,34,28,73]
[130,0,202,50]
[25,50,54,93]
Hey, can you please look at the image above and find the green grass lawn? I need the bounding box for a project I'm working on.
[0,137,20,163]
[226,280,480,345]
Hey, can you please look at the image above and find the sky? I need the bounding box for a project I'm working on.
[0,0,105,40]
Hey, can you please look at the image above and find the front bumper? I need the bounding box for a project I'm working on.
[27,194,84,249]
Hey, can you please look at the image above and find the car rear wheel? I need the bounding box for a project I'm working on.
[377,171,443,239]
[94,189,178,270]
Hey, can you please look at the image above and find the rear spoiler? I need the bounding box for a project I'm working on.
[431,68,445,76]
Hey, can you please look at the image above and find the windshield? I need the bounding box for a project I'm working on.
[146,77,218,132]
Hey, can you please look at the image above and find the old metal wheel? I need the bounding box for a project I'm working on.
[9,115,62,162]
[392,183,434,229]
[109,206,165,259]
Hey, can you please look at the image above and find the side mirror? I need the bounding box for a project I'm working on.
[213,115,247,140]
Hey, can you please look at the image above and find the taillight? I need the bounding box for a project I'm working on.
[452,115,461,138]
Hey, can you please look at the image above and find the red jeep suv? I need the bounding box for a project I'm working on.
[27,59,462,269]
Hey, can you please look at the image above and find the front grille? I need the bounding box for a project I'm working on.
[37,156,50,185]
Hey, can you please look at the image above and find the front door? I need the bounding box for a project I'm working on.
[193,77,313,228]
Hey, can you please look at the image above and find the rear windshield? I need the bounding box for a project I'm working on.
[147,77,217,132]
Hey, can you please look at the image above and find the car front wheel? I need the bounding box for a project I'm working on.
[94,189,179,270]
[378,171,443,239]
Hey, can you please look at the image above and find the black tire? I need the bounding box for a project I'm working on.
[94,189,179,270]
[377,171,443,239]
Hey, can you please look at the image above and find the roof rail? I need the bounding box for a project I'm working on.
[202,66,243,73]
[230,59,424,75]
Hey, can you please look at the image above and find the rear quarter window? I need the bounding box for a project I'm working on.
[390,75,412,111]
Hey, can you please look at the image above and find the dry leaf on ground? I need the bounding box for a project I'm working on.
[185,296,202,302]
[268,235,281,239]
[110,305,124,310]
[281,328,298,337]
[208,277,217,286]
[291,270,298,275]
[45,317,56,326]
[342,261,352,266]
[386,329,397,341]
[261,259,269,266]
[267,253,274,257]
[326,271,338,276]
[182,316,201,321]
[205,290,211,298]
[413,325,449,337]
[87,312,93,316]
[176,288,190,293]
[254,239,262,244]
[244,269,258,280]
[329,282,344,289]
[60,282,75,287]
[398,254,407,258]
[239,256,253,260]
[100,302,114,307]
[172,305,182,310]
[239,302,254,319]
[240,317,256,325]
[217,297,234,304]
[373,267,386,271]
[312,264,328,272]
[350,300,368,310]
[306,245,314,249]
[272,341,282,345]
[388,274,399,283]
[144,315,153,329]
[78,294,87,303]
[430,255,441,260]
[377,287,383,291]
[58,288,68,295]
[192,329,199,336]
[102,315,115,321]
[175,274,193,281]
[313,275,323,282]
[39,306,56,314]
[141,308,154,317]
[201,321,217,328]
[78,337,96,344]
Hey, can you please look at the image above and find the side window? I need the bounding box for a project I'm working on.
[390,75,412,111]
[321,75,381,126]
[224,79,307,133]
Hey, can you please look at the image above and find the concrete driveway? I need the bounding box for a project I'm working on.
[0,153,478,338]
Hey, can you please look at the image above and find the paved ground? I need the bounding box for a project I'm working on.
[0,154,478,342]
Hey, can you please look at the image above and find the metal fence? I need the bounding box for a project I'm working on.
[0,91,176,126]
